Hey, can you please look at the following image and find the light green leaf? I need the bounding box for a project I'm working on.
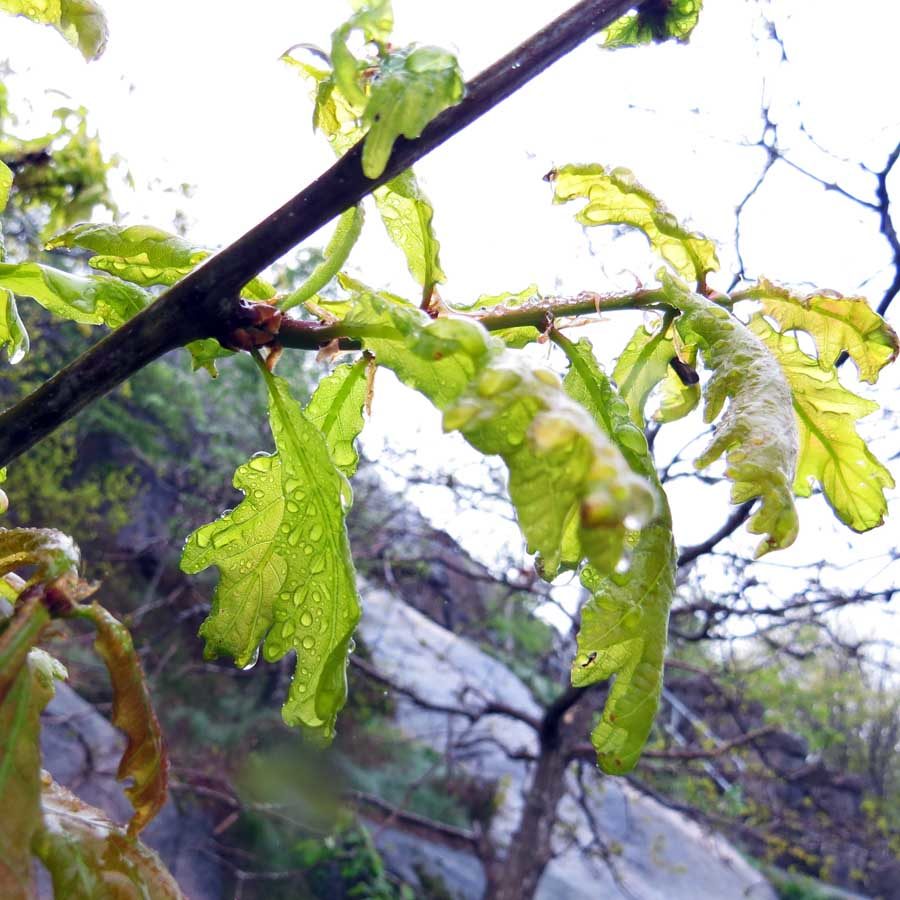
[374,170,445,295]
[345,294,655,577]
[304,358,369,477]
[613,318,700,426]
[736,277,899,383]
[550,163,718,283]
[0,160,11,210]
[662,272,799,556]
[0,0,107,60]
[750,316,894,532]
[331,0,394,110]
[185,338,234,378]
[558,335,674,774]
[0,292,29,364]
[281,205,364,311]
[181,374,360,741]
[47,223,276,299]
[0,648,66,900]
[602,0,702,49]
[361,45,464,179]
[0,261,149,327]
[33,778,184,900]
[0,527,80,584]
[451,284,540,313]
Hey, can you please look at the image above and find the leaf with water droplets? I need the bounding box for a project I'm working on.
[662,271,799,556]
[750,315,894,532]
[557,334,675,775]
[304,358,368,477]
[181,375,360,741]
[550,163,718,283]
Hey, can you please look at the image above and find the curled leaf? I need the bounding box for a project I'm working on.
[662,272,799,556]
[602,0,703,49]
[79,603,168,837]
[550,163,718,283]
[0,527,80,584]
[750,316,894,532]
[0,0,108,60]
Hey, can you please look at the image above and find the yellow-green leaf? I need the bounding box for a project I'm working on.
[736,277,899,383]
[750,316,894,532]
[662,272,799,556]
[181,375,360,741]
[603,0,702,49]
[0,0,107,60]
[550,163,719,283]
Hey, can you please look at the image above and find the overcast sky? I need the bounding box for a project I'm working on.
[3,0,899,636]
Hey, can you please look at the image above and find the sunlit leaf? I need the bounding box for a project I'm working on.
[304,358,368,477]
[281,205,364,311]
[656,334,700,422]
[0,292,28,364]
[33,777,184,899]
[0,160,11,210]
[185,338,233,378]
[181,374,360,741]
[47,222,277,299]
[0,261,149,327]
[662,272,799,556]
[0,649,66,900]
[345,294,655,577]
[550,163,718,283]
[361,45,464,179]
[603,0,702,49]
[736,278,899,383]
[614,319,672,426]
[79,603,168,837]
[750,316,894,532]
[451,284,541,313]
[0,0,107,60]
[374,170,445,295]
[331,0,394,111]
[558,334,674,774]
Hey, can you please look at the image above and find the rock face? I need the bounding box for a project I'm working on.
[358,584,777,900]
[40,683,223,900]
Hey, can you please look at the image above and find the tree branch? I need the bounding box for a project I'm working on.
[0,0,640,468]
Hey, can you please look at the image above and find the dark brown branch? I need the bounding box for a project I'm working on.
[0,0,639,468]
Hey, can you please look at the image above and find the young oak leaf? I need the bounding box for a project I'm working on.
[662,272,800,556]
[735,277,899,383]
[79,603,168,837]
[0,649,67,900]
[46,222,277,299]
[750,316,894,532]
[549,163,719,284]
[361,45,464,180]
[0,261,149,328]
[33,778,184,900]
[603,0,703,49]
[557,334,675,774]
[304,357,369,477]
[0,0,107,60]
[181,374,360,741]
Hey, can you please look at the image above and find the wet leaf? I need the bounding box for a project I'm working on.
[737,277,899,383]
[0,261,149,327]
[304,358,369,477]
[361,45,464,179]
[0,291,28,364]
[185,338,233,378]
[662,272,799,556]
[181,374,360,741]
[550,163,718,283]
[0,527,80,584]
[79,603,168,837]
[33,777,184,899]
[750,316,894,532]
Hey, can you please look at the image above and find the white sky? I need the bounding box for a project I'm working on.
[2,0,899,639]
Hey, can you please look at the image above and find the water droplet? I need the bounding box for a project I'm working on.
[286,500,300,513]
[300,612,313,627]
[308,522,324,542]
[195,528,210,548]
[240,648,260,670]
[281,622,295,639]
[302,636,315,650]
